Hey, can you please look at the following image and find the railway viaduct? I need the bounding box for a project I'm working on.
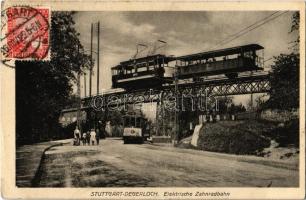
[61,73,270,139]
[82,73,270,109]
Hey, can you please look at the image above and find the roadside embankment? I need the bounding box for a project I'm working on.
[177,120,299,165]
[16,139,72,187]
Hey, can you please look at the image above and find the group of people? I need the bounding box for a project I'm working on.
[73,127,101,146]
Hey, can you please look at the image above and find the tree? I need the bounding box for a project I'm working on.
[266,53,299,110]
[290,11,299,52]
[217,96,233,114]
[16,12,91,144]
[265,12,299,110]
[228,103,246,114]
[254,94,268,111]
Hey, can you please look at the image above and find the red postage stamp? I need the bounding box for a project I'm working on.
[1,6,50,60]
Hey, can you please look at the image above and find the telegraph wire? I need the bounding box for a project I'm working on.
[216,11,280,46]
[213,11,289,48]
[264,57,273,62]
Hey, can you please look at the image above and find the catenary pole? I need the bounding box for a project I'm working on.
[77,44,81,130]
[97,21,100,95]
[84,73,87,97]
[90,23,93,97]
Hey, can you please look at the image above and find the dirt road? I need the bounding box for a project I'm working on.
[37,138,298,187]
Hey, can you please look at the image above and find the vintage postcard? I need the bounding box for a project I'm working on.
[1,1,305,199]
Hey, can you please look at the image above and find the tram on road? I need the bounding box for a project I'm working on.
[122,113,150,144]
[111,54,175,91]
[176,44,264,79]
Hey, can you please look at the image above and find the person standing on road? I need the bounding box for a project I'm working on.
[90,129,96,145]
[96,129,100,145]
[74,127,81,145]
[86,131,90,145]
[82,132,87,146]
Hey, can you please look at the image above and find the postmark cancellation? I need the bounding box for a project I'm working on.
[1,6,50,61]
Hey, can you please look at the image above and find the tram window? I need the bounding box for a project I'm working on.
[244,51,253,58]
[136,63,144,68]
[137,67,147,72]
[149,65,155,70]
[187,61,193,66]
[124,117,129,126]
[126,117,135,127]
[132,66,136,73]
[131,117,134,127]
[179,61,183,66]
[252,51,257,59]
[135,118,140,127]
[178,61,183,66]
[227,54,236,59]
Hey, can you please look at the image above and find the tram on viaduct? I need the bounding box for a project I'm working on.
[60,44,270,142]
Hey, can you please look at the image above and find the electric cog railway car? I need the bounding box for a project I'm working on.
[122,113,150,144]
[111,54,175,90]
[176,44,264,79]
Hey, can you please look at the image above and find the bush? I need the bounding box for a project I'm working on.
[197,121,270,155]
[112,125,123,137]
[270,119,299,147]
[61,121,77,139]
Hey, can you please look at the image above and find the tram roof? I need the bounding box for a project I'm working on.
[112,54,176,70]
[176,44,264,61]
[120,54,166,65]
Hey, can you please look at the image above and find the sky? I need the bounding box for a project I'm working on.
[73,11,297,119]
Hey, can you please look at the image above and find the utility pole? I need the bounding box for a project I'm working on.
[84,73,87,97]
[250,70,254,110]
[77,72,81,129]
[174,66,179,145]
[77,44,81,130]
[161,93,165,136]
[97,21,100,95]
[89,23,93,97]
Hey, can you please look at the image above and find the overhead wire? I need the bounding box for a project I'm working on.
[213,11,289,48]
[216,11,280,46]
